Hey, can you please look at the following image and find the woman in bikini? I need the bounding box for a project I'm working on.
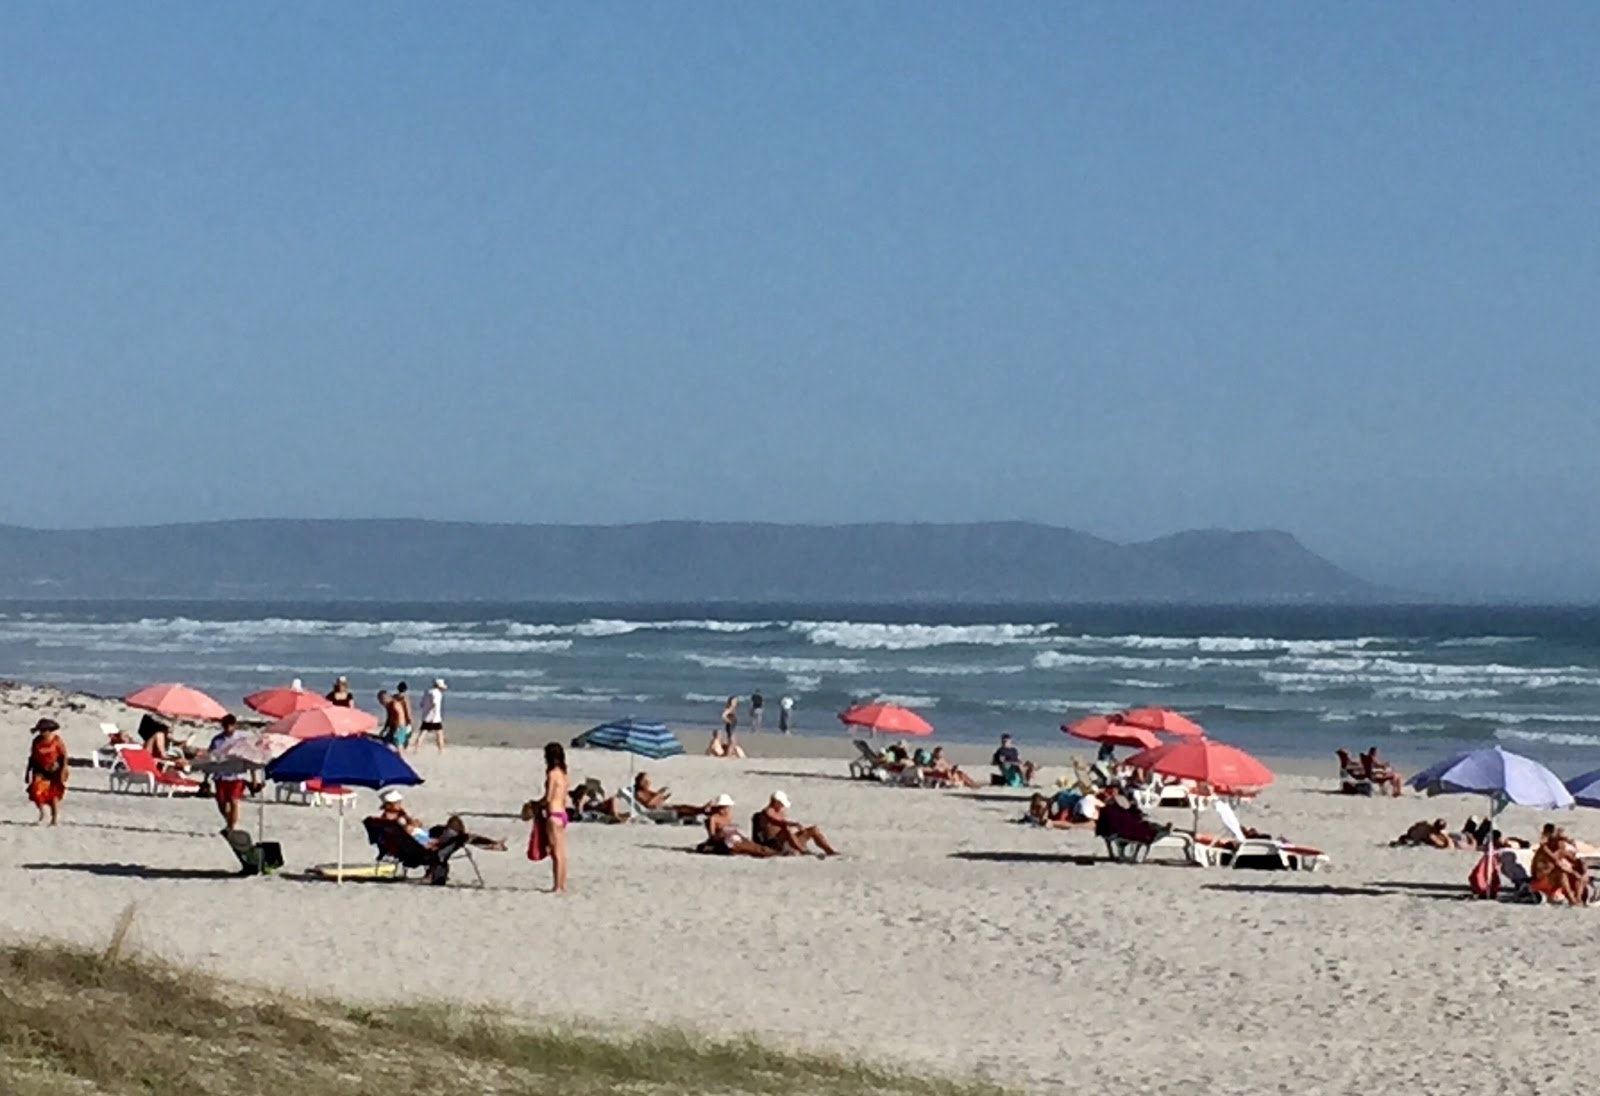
[542,742,570,893]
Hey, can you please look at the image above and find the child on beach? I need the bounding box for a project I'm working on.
[25,718,68,826]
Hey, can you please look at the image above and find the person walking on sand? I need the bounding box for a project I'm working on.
[394,681,414,750]
[750,691,764,733]
[414,678,447,753]
[542,742,570,893]
[778,694,794,734]
[25,718,68,826]
[378,689,409,750]
[209,715,250,831]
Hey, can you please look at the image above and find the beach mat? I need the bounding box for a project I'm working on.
[309,863,404,881]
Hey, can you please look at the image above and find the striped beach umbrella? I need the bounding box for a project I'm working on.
[572,719,685,761]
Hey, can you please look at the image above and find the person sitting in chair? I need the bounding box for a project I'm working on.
[1360,748,1403,797]
[992,735,1036,786]
[925,747,979,789]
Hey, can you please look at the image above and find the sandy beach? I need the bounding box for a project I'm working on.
[4,681,1597,1095]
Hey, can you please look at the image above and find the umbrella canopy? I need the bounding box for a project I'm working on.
[1062,715,1161,751]
[1566,770,1600,809]
[265,736,422,884]
[124,683,230,722]
[1117,707,1206,738]
[266,735,422,789]
[245,686,333,719]
[206,731,298,769]
[839,703,933,737]
[572,719,685,760]
[1122,738,1275,794]
[267,706,379,740]
[1410,747,1573,810]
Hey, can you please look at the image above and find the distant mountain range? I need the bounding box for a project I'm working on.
[0,520,1385,602]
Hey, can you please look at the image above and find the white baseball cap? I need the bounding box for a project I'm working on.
[714,793,735,808]
[771,790,791,808]
[380,789,405,804]
[433,678,447,689]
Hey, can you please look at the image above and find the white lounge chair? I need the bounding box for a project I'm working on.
[1207,801,1328,871]
[93,723,127,769]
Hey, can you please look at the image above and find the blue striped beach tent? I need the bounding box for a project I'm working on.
[571,718,685,762]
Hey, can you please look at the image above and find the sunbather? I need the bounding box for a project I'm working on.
[1392,819,1475,849]
[1022,792,1092,830]
[992,735,1037,786]
[751,791,838,857]
[696,795,779,857]
[1360,747,1403,797]
[1335,749,1371,794]
[926,747,979,789]
[1532,825,1588,905]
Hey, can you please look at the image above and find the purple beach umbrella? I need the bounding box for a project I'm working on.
[1409,746,1574,811]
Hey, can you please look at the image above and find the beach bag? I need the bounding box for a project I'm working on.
[526,815,549,862]
[1468,852,1500,900]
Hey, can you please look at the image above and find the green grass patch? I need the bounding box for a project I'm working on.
[0,937,1013,1096]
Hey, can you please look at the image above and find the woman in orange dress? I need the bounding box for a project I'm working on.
[25,718,69,826]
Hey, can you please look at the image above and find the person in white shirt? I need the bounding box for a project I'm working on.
[413,678,447,753]
[778,695,795,733]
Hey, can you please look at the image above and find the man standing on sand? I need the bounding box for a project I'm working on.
[779,695,794,734]
[750,691,764,733]
[414,678,447,753]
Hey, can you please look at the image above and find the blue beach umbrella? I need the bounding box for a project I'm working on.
[571,718,685,767]
[1408,747,1574,811]
[1564,770,1600,809]
[266,737,424,881]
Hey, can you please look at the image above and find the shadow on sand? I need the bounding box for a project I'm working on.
[23,861,241,882]
[948,850,1099,866]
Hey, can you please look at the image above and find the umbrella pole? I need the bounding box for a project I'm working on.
[337,798,345,886]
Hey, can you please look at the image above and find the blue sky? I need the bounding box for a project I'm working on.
[2,4,1597,597]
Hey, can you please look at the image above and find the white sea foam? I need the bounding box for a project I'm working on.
[1439,636,1535,648]
[502,618,776,639]
[792,621,1057,651]
[1111,678,1173,690]
[1496,727,1600,748]
[683,692,727,704]
[685,653,867,675]
[857,693,939,709]
[903,663,1027,677]
[384,637,573,656]
[1373,686,1503,702]
[983,698,1121,714]
[784,674,823,692]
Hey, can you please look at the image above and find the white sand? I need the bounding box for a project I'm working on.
[2,681,1594,1095]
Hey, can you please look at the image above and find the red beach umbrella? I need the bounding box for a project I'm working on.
[124,683,230,722]
[268,706,379,741]
[839,703,934,737]
[245,686,334,720]
[1121,738,1274,794]
[1062,715,1161,751]
[1118,707,1206,738]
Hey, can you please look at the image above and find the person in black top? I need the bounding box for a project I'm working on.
[750,691,764,732]
[992,734,1036,785]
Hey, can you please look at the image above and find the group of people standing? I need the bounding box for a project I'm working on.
[709,692,795,757]
[359,677,447,753]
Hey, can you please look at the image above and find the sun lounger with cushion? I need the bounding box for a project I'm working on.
[108,744,201,796]
[1209,802,1329,871]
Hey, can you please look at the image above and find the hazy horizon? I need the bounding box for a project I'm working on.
[4,6,1596,601]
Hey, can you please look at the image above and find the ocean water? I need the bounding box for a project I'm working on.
[3,600,1600,768]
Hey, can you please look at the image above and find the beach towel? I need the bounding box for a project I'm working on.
[526,815,549,862]
[1469,851,1500,899]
